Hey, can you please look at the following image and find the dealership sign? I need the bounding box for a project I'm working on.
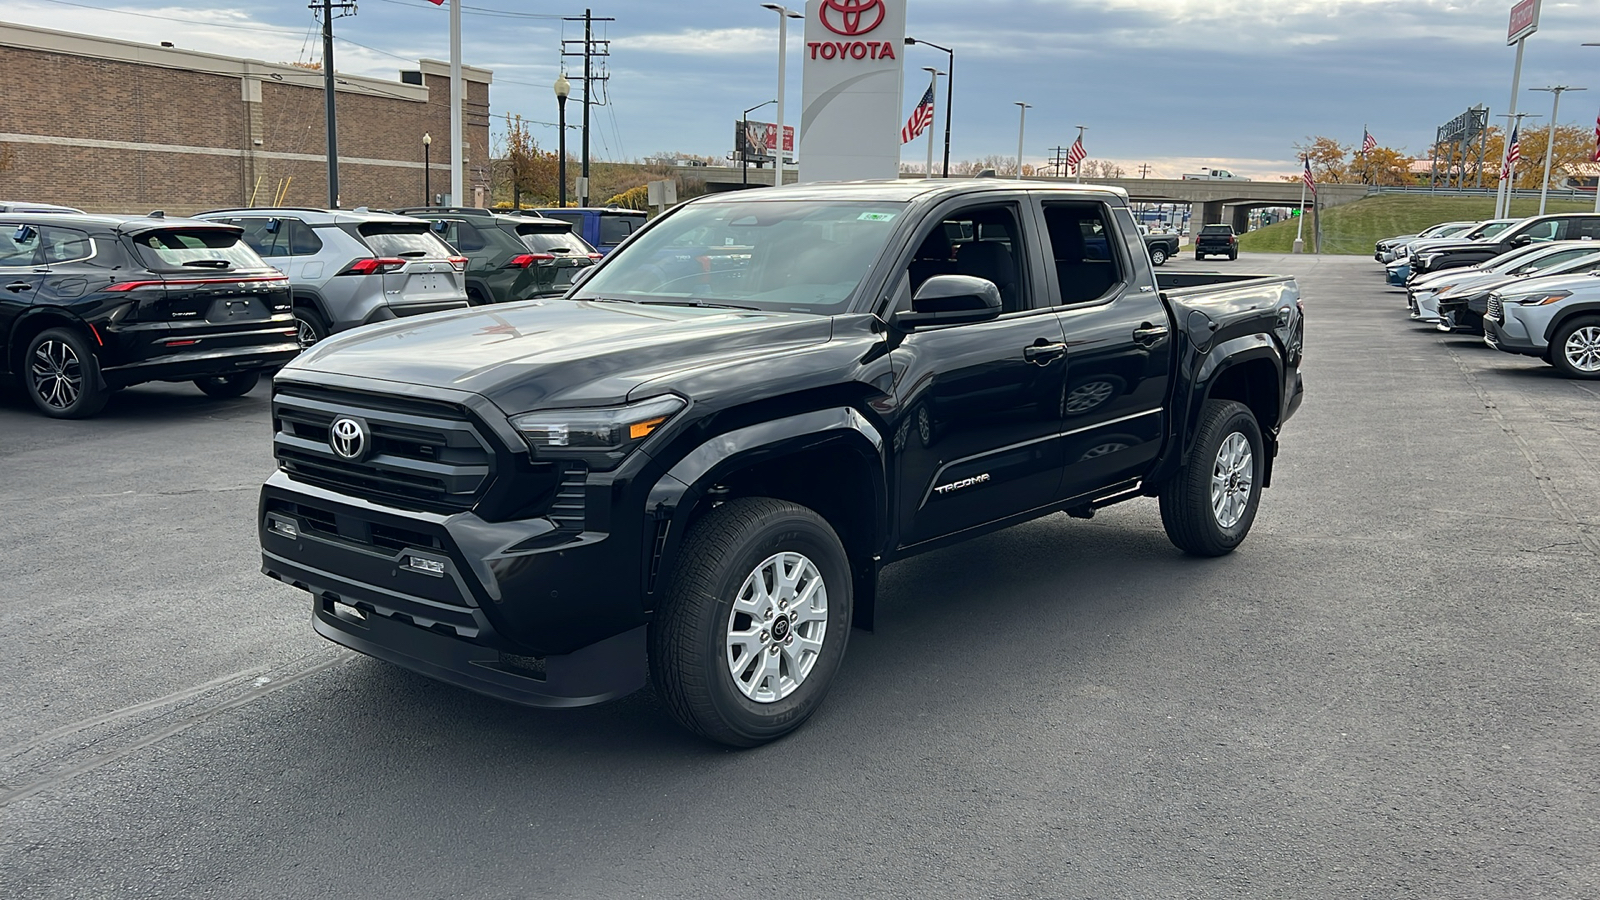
[1507,0,1540,45]
[799,0,907,183]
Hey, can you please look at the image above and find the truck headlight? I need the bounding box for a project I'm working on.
[1417,253,1441,267]
[510,395,685,469]
[1506,290,1572,306]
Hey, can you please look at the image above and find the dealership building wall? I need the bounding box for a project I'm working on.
[0,22,492,214]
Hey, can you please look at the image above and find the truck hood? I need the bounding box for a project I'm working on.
[1410,237,1489,257]
[285,299,835,412]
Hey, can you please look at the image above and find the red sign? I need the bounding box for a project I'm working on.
[820,0,884,36]
[1507,0,1539,45]
[737,121,795,159]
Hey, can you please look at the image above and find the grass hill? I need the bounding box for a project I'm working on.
[1238,194,1599,255]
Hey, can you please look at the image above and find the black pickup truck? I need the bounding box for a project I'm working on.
[258,181,1305,746]
[1194,224,1238,261]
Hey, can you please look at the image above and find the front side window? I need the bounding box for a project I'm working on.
[0,223,42,267]
[232,218,287,257]
[1041,202,1126,306]
[130,229,266,271]
[573,200,903,313]
[1515,248,1598,275]
[906,205,1028,313]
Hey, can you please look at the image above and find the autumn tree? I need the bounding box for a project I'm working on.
[499,114,559,208]
[1350,146,1416,186]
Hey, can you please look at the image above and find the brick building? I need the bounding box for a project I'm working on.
[0,21,492,214]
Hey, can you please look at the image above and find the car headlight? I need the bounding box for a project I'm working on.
[1505,290,1572,306]
[510,395,686,469]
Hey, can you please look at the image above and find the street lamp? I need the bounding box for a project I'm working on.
[760,4,803,186]
[554,73,571,208]
[742,99,776,187]
[921,67,945,178]
[1530,84,1586,215]
[422,132,431,206]
[1584,44,1600,211]
[905,37,954,178]
[1014,102,1031,180]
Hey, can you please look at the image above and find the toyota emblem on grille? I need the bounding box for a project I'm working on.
[329,417,368,460]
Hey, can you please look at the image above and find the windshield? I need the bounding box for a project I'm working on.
[571,200,905,313]
[1466,221,1515,240]
[130,229,268,271]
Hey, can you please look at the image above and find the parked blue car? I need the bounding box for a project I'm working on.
[1386,260,1409,285]
[532,207,648,255]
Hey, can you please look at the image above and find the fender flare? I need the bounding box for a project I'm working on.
[642,406,888,627]
[1147,336,1284,494]
[6,307,97,378]
[289,287,332,325]
[1543,302,1600,343]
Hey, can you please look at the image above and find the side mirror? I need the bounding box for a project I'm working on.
[1510,234,1535,248]
[894,275,1003,330]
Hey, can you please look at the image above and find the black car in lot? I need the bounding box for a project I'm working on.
[1195,224,1238,260]
[0,213,299,418]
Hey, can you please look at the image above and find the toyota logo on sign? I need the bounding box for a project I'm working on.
[820,0,884,36]
[329,416,369,461]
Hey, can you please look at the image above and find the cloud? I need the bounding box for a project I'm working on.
[614,27,774,56]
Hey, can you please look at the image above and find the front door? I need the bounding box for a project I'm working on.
[1035,201,1173,501]
[0,222,46,376]
[891,200,1069,547]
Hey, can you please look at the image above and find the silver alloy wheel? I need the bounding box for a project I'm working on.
[1563,325,1600,373]
[295,317,319,349]
[1065,380,1115,414]
[30,339,82,410]
[1210,431,1254,529]
[1151,248,1167,266]
[725,551,828,704]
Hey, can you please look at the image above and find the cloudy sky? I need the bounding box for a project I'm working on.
[6,0,1599,178]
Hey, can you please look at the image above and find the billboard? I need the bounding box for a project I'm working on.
[734,120,796,163]
[1507,0,1539,45]
[798,0,907,183]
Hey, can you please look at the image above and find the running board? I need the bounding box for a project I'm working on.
[1064,480,1144,520]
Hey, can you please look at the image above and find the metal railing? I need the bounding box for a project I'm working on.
[1366,185,1596,201]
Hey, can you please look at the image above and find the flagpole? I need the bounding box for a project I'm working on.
[1074,125,1086,183]
[449,0,463,205]
[1293,154,1306,254]
[923,67,939,179]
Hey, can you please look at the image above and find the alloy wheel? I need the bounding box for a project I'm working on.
[724,551,828,704]
[1563,325,1600,373]
[30,339,82,410]
[1210,431,1254,529]
[295,317,320,350]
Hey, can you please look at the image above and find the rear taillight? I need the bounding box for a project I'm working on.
[507,253,557,268]
[106,275,288,292]
[338,257,408,276]
[588,253,603,260]
[448,256,469,272]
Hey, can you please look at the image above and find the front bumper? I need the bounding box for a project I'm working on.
[1483,313,1543,356]
[1409,291,1442,323]
[258,470,648,708]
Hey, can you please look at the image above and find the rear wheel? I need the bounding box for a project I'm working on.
[1550,315,1600,379]
[1195,252,1205,260]
[650,497,852,747]
[466,286,492,307]
[194,371,261,399]
[24,327,109,419]
[1228,249,1238,261]
[293,307,327,350]
[1159,399,1264,556]
[1150,247,1168,266]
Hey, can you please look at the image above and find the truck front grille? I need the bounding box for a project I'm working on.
[272,384,493,512]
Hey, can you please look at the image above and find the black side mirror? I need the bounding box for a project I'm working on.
[1510,234,1535,248]
[894,275,1003,330]
[569,265,598,288]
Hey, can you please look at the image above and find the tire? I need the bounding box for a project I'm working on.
[193,371,261,399]
[23,327,109,419]
[1150,247,1168,267]
[1159,399,1264,557]
[1195,252,1205,261]
[293,307,328,350]
[1228,250,1238,261]
[1549,315,1600,379]
[650,497,852,747]
[466,286,491,307]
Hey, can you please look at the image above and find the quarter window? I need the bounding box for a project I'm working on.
[42,227,94,264]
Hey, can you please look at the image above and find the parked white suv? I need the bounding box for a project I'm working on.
[196,207,470,347]
[1484,272,1600,378]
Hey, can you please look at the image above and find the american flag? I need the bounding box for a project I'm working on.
[1502,124,1520,179]
[1302,156,1316,195]
[425,0,443,5]
[901,86,935,145]
[1362,129,1377,154]
[1065,135,1087,174]
[1592,109,1599,162]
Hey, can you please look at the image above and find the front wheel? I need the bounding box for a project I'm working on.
[650,497,852,747]
[1159,399,1264,556]
[1150,247,1168,266]
[1549,315,1600,379]
[194,371,261,398]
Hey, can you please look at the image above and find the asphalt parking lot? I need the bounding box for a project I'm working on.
[2,252,1596,899]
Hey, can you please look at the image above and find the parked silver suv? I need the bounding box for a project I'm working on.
[1483,271,1600,378]
[196,207,470,347]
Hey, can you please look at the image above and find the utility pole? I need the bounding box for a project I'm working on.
[1138,163,1152,179]
[563,10,614,208]
[1047,146,1068,178]
[312,0,357,208]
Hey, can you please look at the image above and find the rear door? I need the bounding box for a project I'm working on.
[1036,199,1172,501]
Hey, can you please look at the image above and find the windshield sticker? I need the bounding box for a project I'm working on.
[858,212,897,222]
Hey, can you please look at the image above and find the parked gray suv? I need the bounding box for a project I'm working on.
[1484,271,1600,378]
[197,207,470,347]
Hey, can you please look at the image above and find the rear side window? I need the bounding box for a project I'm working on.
[130,229,266,271]
[441,220,488,252]
[1570,218,1600,240]
[599,214,643,245]
[541,212,585,230]
[1041,202,1126,305]
[357,223,455,258]
[519,228,592,254]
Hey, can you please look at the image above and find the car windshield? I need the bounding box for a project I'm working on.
[130,228,267,271]
[571,200,905,313]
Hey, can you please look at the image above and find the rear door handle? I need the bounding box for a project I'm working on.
[6,282,33,292]
[1023,340,1067,365]
[1132,322,1169,344]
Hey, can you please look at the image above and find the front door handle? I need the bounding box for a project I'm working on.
[1024,340,1067,365]
[1132,322,1169,345]
[6,282,33,292]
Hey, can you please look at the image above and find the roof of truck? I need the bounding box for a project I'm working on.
[692,178,1130,206]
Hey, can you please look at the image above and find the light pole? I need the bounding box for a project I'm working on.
[761,4,803,186]
[906,37,954,178]
[742,99,776,187]
[554,73,571,208]
[1531,85,1586,215]
[422,132,431,206]
[1014,102,1031,180]
[1584,44,1600,211]
[921,67,944,178]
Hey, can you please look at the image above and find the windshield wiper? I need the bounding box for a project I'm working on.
[181,259,231,269]
[639,299,760,311]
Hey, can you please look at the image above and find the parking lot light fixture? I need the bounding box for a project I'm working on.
[422,133,431,207]
[742,99,777,187]
[1530,85,1586,215]
[1014,102,1031,180]
[555,74,571,208]
[906,37,955,178]
[761,4,804,187]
